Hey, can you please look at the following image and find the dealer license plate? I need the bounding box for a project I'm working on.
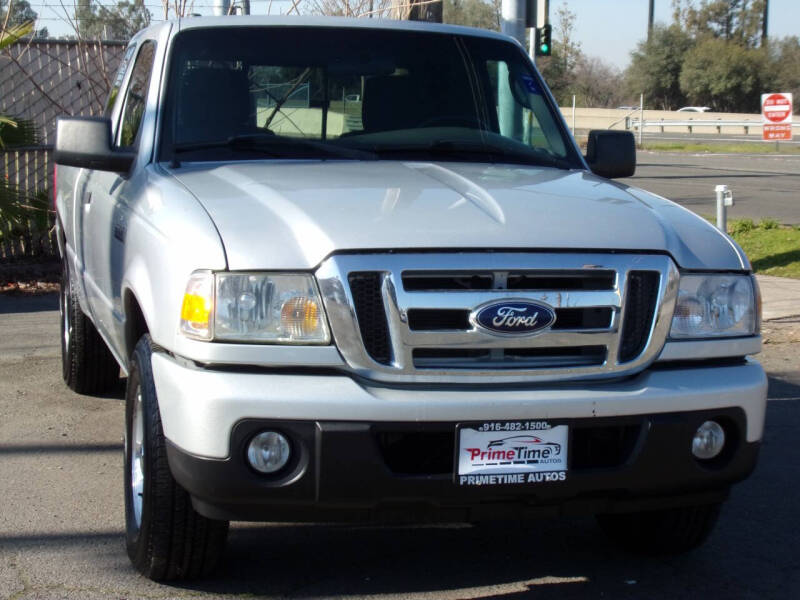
[456,421,568,486]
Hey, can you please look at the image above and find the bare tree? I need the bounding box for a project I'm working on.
[159,1,196,19]
[572,55,625,108]
[304,0,392,17]
[302,0,441,19]
[554,3,582,76]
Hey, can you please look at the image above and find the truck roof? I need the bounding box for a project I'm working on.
[135,15,512,44]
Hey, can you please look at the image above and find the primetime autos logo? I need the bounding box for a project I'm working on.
[467,435,562,463]
[458,433,568,486]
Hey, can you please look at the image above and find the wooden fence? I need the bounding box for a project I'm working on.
[1,146,58,263]
[1,39,124,265]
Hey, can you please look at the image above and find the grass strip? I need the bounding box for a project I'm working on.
[726,219,800,279]
[642,141,800,155]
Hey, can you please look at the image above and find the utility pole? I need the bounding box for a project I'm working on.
[762,0,769,45]
[499,0,526,141]
[241,0,250,15]
[648,0,654,41]
[212,0,230,16]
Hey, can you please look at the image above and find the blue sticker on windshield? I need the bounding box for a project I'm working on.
[521,76,542,95]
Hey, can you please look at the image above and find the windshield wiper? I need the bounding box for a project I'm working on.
[375,140,574,170]
[170,134,377,167]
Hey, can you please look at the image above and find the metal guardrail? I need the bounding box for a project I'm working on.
[629,118,799,134]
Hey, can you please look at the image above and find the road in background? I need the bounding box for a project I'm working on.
[631,152,800,225]
[1,296,798,599]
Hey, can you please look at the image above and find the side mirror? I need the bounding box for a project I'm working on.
[585,130,636,179]
[54,117,135,174]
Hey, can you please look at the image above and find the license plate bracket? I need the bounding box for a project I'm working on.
[455,420,568,486]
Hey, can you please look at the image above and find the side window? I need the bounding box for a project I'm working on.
[118,41,156,148]
[105,44,137,116]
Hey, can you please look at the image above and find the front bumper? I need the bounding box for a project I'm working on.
[151,354,767,522]
[152,354,767,458]
[166,409,760,522]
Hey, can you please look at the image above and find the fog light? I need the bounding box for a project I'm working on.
[692,421,725,460]
[247,431,291,474]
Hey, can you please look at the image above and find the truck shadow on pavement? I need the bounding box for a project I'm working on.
[169,496,795,599]
[0,292,58,314]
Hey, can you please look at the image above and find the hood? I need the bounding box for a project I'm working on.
[171,160,748,271]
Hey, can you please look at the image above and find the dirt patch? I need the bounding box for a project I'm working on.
[762,318,800,345]
[0,281,60,295]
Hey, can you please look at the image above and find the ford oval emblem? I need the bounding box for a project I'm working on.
[471,300,556,336]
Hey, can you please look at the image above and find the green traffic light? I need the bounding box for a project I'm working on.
[540,44,549,53]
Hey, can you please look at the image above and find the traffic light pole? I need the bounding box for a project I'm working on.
[499,0,526,140]
[501,0,527,47]
[502,1,549,59]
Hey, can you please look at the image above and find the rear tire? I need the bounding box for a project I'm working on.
[60,259,119,394]
[124,335,229,581]
[597,502,722,555]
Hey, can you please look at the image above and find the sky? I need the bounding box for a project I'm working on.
[26,0,800,70]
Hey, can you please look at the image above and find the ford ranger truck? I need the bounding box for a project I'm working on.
[53,16,766,581]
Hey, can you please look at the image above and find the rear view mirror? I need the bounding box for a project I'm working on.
[585,130,636,179]
[54,117,135,174]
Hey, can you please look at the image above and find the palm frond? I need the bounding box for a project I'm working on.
[0,21,35,51]
[0,117,39,148]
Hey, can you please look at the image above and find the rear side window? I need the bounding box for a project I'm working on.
[118,41,156,148]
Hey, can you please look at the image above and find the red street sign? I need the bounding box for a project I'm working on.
[764,124,792,141]
[762,93,793,141]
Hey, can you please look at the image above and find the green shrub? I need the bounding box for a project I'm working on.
[730,219,755,235]
[758,218,780,230]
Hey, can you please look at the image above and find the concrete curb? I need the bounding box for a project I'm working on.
[757,275,800,321]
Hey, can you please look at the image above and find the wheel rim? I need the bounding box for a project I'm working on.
[60,281,71,350]
[130,387,145,531]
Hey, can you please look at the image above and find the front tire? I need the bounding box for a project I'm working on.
[124,335,229,581]
[596,502,722,555]
[60,259,119,394]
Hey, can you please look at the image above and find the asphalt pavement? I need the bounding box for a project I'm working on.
[1,292,798,600]
[632,151,800,225]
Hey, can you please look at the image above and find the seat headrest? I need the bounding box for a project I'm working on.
[175,66,252,144]
[362,75,422,133]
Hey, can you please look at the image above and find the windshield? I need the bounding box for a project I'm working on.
[159,26,582,169]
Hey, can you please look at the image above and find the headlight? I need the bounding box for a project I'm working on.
[179,272,330,344]
[670,274,757,339]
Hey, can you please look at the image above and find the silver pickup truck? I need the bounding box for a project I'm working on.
[54,16,766,581]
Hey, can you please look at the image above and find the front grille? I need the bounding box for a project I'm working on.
[376,429,454,475]
[374,424,642,476]
[402,270,615,291]
[619,271,660,363]
[348,272,391,365]
[408,309,470,331]
[320,253,677,383]
[413,346,606,369]
[402,273,493,291]
[571,424,641,469]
